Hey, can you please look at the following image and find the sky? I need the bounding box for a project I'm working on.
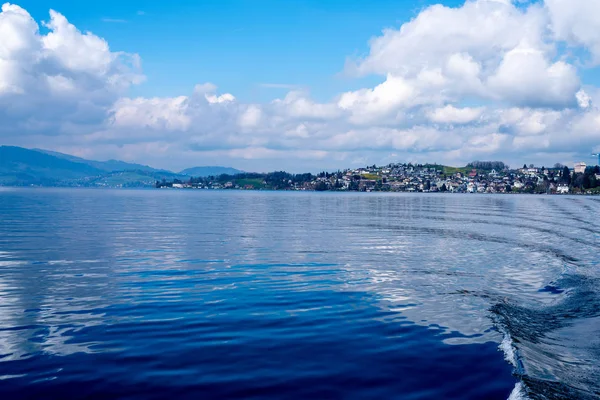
[1,0,600,172]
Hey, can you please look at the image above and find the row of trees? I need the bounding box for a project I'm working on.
[467,161,508,170]
[559,165,600,189]
[157,171,319,189]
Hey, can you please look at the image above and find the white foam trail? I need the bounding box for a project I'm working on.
[499,332,530,399]
[500,333,517,367]
[508,382,527,400]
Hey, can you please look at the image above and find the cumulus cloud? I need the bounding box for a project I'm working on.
[428,105,484,124]
[1,0,600,171]
[576,90,592,109]
[487,45,580,108]
[110,96,190,131]
[0,3,143,139]
[345,0,585,110]
[337,75,417,124]
[545,0,600,65]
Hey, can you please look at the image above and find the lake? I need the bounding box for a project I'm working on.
[0,188,599,399]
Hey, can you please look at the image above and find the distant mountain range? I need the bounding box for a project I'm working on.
[0,146,244,187]
[180,166,244,177]
[36,149,168,173]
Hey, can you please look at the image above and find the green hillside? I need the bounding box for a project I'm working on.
[0,146,185,187]
[0,146,103,185]
[36,149,166,173]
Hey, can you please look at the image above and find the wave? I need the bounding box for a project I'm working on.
[508,382,528,400]
[491,274,600,400]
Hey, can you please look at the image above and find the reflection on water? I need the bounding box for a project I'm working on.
[0,189,599,399]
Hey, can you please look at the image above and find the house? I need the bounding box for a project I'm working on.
[574,162,587,174]
[359,180,376,191]
[557,185,569,194]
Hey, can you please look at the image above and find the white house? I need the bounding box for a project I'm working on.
[574,162,587,174]
[557,185,569,194]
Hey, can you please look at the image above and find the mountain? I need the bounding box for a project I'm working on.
[0,146,104,186]
[180,166,244,177]
[0,146,183,187]
[36,149,167,173]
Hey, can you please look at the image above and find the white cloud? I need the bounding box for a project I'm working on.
[274,91,341,120]
[349,0,547,77]
[576,89,592,109]
[206,93,235,104]
[238,105,262,129]
[110,96,190,131]
[42,9,141,88]
[428,105,484,124]
[487,44,580,107]
[545,0,600,65]
[0,3,143,137]
[345,0,584,109]
[337,75,416,124]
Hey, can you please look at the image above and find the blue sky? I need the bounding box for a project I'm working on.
[17,0,464,102]
[2,0,600,171]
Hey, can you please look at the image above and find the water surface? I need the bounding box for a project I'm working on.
[0,189,599,399]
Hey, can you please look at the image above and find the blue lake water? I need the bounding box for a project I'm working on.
[0,188,599,399]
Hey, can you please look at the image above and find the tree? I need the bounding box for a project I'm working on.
[572,173,584,189]
[523,164,527,169]
[314,181,329,191]
[466,161,507,170]
[562,166,571,185]
[583,173,592,189]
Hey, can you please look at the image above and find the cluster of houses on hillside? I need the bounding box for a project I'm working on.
[309,162,598,194]
[160,161,600,194]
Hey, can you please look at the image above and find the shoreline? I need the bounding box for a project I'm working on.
[2,185,599,196]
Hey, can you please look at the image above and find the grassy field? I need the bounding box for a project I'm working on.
[442,166,471,175]
[234,178,266,188]
[362,173,380,180]
[422,164,445,172]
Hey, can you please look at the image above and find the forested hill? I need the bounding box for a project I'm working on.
[0,146,181,187]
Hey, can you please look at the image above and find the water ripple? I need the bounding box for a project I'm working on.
[0,189,598,399]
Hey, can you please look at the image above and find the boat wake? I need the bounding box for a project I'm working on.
[491,274,600,400]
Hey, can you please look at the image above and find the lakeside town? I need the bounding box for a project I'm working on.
[156,160,600,195]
